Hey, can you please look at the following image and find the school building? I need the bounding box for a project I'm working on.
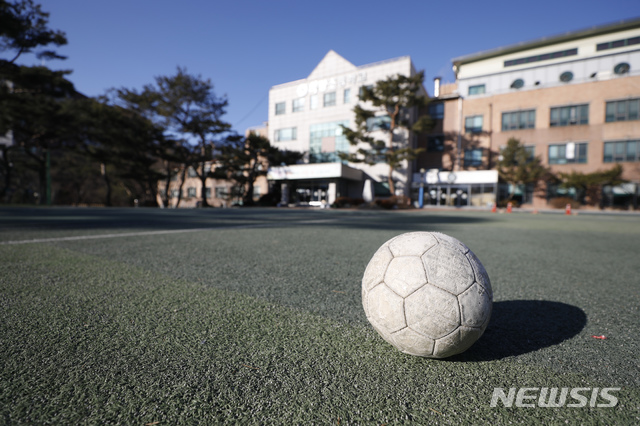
[415,17,640,209]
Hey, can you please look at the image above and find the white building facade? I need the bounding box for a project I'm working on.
[267,51,424,206]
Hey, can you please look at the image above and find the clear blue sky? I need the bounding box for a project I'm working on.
[22,0,640,133]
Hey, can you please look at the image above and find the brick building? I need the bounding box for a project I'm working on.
[416,18,640,209]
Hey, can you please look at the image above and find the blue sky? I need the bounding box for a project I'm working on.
[22,1,640,133]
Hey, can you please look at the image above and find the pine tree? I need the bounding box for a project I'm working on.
[497,137,550,202]
[339,71,433,196]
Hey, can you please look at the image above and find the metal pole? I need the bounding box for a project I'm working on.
[419,168,425,208]
[46,149,51,206]
[456,97,463,171]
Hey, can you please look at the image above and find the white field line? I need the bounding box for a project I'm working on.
[0,219,337,245]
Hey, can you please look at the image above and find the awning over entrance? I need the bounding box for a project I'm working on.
[268,163,365,206]
[268,163,363,181]
[412,169,499,207]
[414,169,499,185]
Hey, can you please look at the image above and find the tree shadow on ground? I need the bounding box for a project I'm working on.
[0,206,492,233]
[450,300,587,362]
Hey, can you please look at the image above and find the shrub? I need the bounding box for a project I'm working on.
[548,197,580,210]
[374,198,395,209]
[257,192,280,206]
[497,199,520,208]
[390,195,413,209]
[332,197,365,208]
[373,195,414,210]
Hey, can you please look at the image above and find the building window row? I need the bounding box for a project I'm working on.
[215,186,228,199]
[504,48,578,67]
[465,99,637,134]
[427,135,444,152]
[167,186,226,199]
[514,141,640,165]
[366,115,391,131]
[548,142,588,164]
[604,140,640,163]
[309,120,349,163]
[468,84,485,95]
[275,127,297,142]
[324,91,336,107]
[464,148,483,167]
[465,115,483,133]
[605,98,639,122]
[292,97,305,112]
[550,104,589,127]
[274,88,353,115]
[597,36,640,51]
[452,140,640,169]
[502,109,536,131]
[471,62,631,96]
[429,102,444,119]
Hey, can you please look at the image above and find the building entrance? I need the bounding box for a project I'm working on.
[423,183,496,207]
[291,180,329,206]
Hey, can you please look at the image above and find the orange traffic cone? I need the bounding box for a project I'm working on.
[507,202,513,213]
[565,203,572,215]
[491,203,497,213]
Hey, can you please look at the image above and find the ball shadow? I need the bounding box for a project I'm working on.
[450,300,587,362]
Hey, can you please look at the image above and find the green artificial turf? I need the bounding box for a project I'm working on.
[1,207,639,424]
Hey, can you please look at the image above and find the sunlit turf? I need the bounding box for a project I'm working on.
[1,207,639,423]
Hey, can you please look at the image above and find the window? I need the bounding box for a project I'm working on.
[310,95,318,110]
[366,115,391,131]
[215,186,227,199]
[429,102,444,119]
[187,166,197,177]
[170,189,180,198]
[504,48,577,67]
[323,91,336,107]
[359,85,373,100]
[274,127,297,142]
[510,78,524,89]
[309,120,350,163]
[597,36,640,51]
[468,84,485,95]
[605,99,640,122]
[604,140,640,163]
[524,146,535,162]
[465,115,483,133]
[275,102,286,115]
[502,109,535,130]
[550,104,589,126]
[344,88,351,104]
[559,71,574,82]
[548,142,587,164]
[292,98,305,112]
[464,148,483,167]
[187,187,197,198]
[614,62,631,75]
[427,136,444,152]
[205,187,211,198]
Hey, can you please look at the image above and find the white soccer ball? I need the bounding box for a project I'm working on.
[362,232,492,358]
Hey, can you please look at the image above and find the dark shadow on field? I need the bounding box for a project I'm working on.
[0,207,491,233]
[450,300,587,362]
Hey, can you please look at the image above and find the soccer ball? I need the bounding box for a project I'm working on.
[362,232,492,358]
